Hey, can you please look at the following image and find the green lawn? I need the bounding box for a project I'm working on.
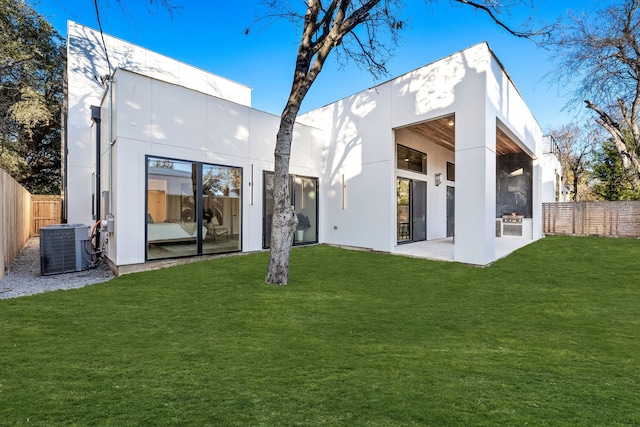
[1,236,639,426]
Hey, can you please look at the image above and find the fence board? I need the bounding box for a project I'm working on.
[542,201,640,238]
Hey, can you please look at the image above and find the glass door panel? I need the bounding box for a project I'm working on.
[147,158,198,260]
[447,186,455,238]
[262,172,274,249]
[412,180,427,241]
[202,165,242,255]
[292,176,318,244]
[263,172,318,248]
[397,178,411,242]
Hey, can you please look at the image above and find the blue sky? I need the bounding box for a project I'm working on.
[33,0,601,132]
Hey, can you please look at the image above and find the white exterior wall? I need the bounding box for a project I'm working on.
[540,136,562,203]
[68,21,558,268]
[540,153,562,203]
[98,69,321,266]
[66,22,252,227]
[300,47,478,253]
[486,51,546,244]
[299,85,397,252]
[301,43,549,264]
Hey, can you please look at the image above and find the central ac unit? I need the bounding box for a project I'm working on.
[40,224,91,275]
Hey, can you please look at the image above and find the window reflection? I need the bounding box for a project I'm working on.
[202,166,241,255]
[263,172,318,248]
[147,159,198,259]
[146,157,241,260]
[397,144,427,174]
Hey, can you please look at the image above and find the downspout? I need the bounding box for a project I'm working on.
[90,105,101,247]
[61,46,69,223]
[109,81,114,217]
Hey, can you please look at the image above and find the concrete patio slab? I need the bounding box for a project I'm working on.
[393,236,536,265]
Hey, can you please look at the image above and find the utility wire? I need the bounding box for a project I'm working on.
[92,0,113,80]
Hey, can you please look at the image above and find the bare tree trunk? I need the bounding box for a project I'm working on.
[265,113,299,285]
[265,0,349,285]
[571,168,580,201]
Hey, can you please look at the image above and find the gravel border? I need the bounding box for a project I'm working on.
[0,237,115,299]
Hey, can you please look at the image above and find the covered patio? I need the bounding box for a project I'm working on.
[396,108,538,266]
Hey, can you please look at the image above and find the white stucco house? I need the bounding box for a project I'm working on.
[63,21,561,274]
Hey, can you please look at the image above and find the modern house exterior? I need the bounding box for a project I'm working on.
[64,21,561,274]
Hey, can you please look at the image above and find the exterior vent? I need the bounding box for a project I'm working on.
[40,224,91,275]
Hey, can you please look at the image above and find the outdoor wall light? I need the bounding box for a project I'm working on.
[435,173,442,186]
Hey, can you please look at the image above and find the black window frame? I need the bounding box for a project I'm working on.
[446,161,455,182]
[397,144,427,174]
[262,171,319,249]
[145,155,242,261]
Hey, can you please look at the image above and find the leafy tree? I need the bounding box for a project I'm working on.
[546,0,640,193]
[591,137,640,200]
[0,0,63,194]
[548,124,595,201]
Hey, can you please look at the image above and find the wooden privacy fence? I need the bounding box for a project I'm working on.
[31,195,62,236]
[1,170,62,281]
[542,201,640,238]
[1,169,32,281]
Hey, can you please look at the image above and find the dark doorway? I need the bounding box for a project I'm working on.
[412,180,427,241]
[446,186,455,238]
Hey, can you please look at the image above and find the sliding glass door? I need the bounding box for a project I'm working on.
[146,156,242,260]
[263,172,318,249]
[201,165,241,255]
[412,180,427,241]
[397,178,426,243]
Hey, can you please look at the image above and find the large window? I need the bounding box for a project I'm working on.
[496,152,532,218]
[263,172,318,249]
[146,156,241,260]
[397,144,427,174]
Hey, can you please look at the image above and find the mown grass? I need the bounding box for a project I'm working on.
[1,236,639,426]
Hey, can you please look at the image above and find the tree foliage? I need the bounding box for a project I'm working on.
[591,136,640,200]
[547,0,640,193]
[0,0,64,194]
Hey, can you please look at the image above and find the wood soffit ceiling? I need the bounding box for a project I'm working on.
[404,116,523,156]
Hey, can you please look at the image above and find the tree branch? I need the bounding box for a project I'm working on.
[0,58,33,73]
[454,0,551,40]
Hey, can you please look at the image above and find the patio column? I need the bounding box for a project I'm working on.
[454,107,496,265]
